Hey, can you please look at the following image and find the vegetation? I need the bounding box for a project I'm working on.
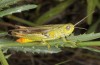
[0,0,100,65]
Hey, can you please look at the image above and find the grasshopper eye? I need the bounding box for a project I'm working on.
[66,26,70,30]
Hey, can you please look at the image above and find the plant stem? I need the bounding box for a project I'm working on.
[0,41,100,48]
[0,49,9,65]
[7,15,36,26]
[77,41,100,47]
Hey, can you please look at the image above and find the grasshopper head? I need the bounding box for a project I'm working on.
[62,23,74,36]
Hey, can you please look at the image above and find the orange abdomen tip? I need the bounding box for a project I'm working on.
[16,38,33,43]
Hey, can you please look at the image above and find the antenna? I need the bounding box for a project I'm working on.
[75,27,87,30]
[74,11,95,26]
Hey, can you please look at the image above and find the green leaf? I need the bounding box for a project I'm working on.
[8,46,61,54]
[87,18,100,33]
[0,4,37,17]
[7,15,36,26]
[0,32,8,36]
[82,47,100,53]
[0,0,20,10]
[0,49,9,65]
[87,0,98,24]
[97,0,100,8]
[68,33,100,42]
[5,54,11,59]
[35,0,75,25]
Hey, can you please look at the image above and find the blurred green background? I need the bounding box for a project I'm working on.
[0,0,100,65]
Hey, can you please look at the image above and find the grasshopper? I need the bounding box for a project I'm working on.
[9,12,94,48]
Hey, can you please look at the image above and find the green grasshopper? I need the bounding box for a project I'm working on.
[9,11,94,48]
